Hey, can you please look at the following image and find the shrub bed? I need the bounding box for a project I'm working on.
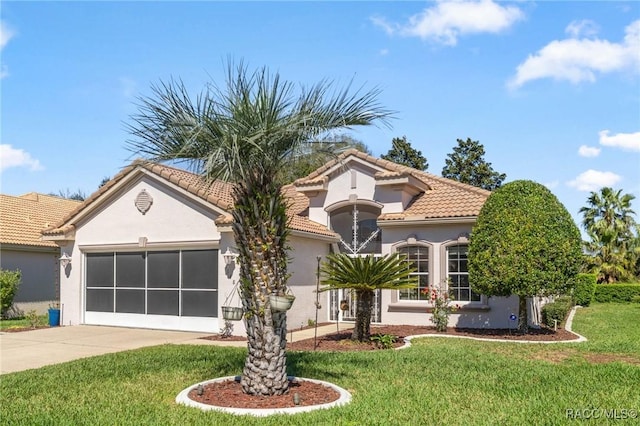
[594,283,640,303]
[541,296,573,328]
[573,273,597,306]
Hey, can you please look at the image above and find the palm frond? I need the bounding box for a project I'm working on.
[320,253,417,292]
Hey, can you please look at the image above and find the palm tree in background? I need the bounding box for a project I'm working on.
[580,187,639,283]
[320,253,417,341]
[127,62,392,396]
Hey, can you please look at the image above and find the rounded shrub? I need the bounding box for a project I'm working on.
[468,180,582,331]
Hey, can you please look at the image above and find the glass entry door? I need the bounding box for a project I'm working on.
[329,288,381,323]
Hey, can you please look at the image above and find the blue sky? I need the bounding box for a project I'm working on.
[1,1,639,230]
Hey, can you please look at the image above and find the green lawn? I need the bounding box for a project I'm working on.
[1,303,639,425]
[0,314,48,330]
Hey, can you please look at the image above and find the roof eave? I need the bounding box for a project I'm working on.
[378,216,478,227]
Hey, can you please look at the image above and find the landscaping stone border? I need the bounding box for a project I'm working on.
[175,375,352,417]
[398,306,587,348]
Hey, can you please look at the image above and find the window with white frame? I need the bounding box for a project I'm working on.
[397,245,430,301]
[446,244,480,302]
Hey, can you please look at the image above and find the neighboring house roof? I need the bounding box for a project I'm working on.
[0,193,82,248]
[294,149,490,222]
[41,161,339,239]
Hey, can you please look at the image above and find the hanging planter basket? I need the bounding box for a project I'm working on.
[221,306,244,321]
[269,294,296,312]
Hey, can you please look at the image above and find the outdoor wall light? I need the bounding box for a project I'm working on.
[59,252,72,268]
[222,248,239,265]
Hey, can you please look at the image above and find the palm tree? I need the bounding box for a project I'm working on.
[320,253,417,341]
[126,62,392,396]
[579,187,639,283]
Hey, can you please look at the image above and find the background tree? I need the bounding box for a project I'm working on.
[51,189,86,201]
[381,136,428,170]
[468,180,582,333]
[580,187,639,283]
[127,62,391,396]
[278,134,371,183]
[441,138,506,190]
[98,176,111,188]
[320,253,416,341]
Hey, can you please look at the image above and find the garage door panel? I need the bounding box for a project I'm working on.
[182,291,217,317]
[147,290,179,316]
[116,252,145,288]
[147,251,179,288]
[115,289,145,314]
[86,288,114,312]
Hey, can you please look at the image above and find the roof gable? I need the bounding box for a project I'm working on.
[294,148,491,221]
[42,161,339,240]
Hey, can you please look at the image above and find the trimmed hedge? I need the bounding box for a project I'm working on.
[574,273,597,306]
[541,296,574,328]
[594,284,640,303]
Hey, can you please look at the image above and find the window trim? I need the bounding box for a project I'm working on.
[392,241,433,303]
[440,240,487,306]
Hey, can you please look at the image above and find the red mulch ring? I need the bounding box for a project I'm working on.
[188,378,340,409]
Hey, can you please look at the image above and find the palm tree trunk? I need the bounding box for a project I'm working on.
[352,289,373,341]
[232,173,290,396]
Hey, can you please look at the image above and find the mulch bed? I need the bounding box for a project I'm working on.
[188,377,340,409]
[200,324,579,352]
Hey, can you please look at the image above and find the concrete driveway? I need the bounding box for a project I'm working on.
[0,323,350,375]
[0,325,232,375]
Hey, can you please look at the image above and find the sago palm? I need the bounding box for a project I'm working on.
[126,62,392,396]
[320,253,417,341]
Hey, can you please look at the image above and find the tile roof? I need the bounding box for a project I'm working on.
[42,149,489,240]
[0,193,82,248]
[42,161,339,239]
[295,149,490,221]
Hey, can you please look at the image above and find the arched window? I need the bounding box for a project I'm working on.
[396,244,431,301]
[330,203,381,255]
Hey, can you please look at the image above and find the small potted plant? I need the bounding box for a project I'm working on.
[269,288,295,312]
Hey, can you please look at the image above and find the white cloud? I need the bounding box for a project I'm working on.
[371,0,524,46]
[578,145,601,157]
[0,21,15,49]
[565,20,599,38]
[599,130,640,152]
[544,180,559,190]
[0,144,43,172]
[379,48,389,56]
[0,21,15,79]
[567,169,621,192]
[508,19,640,89]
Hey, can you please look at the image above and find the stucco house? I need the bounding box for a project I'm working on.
[0,193,82,315]
[42,149,527,334]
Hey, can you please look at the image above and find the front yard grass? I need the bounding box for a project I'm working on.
[0,314,48,331]
[1,303,638,425]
